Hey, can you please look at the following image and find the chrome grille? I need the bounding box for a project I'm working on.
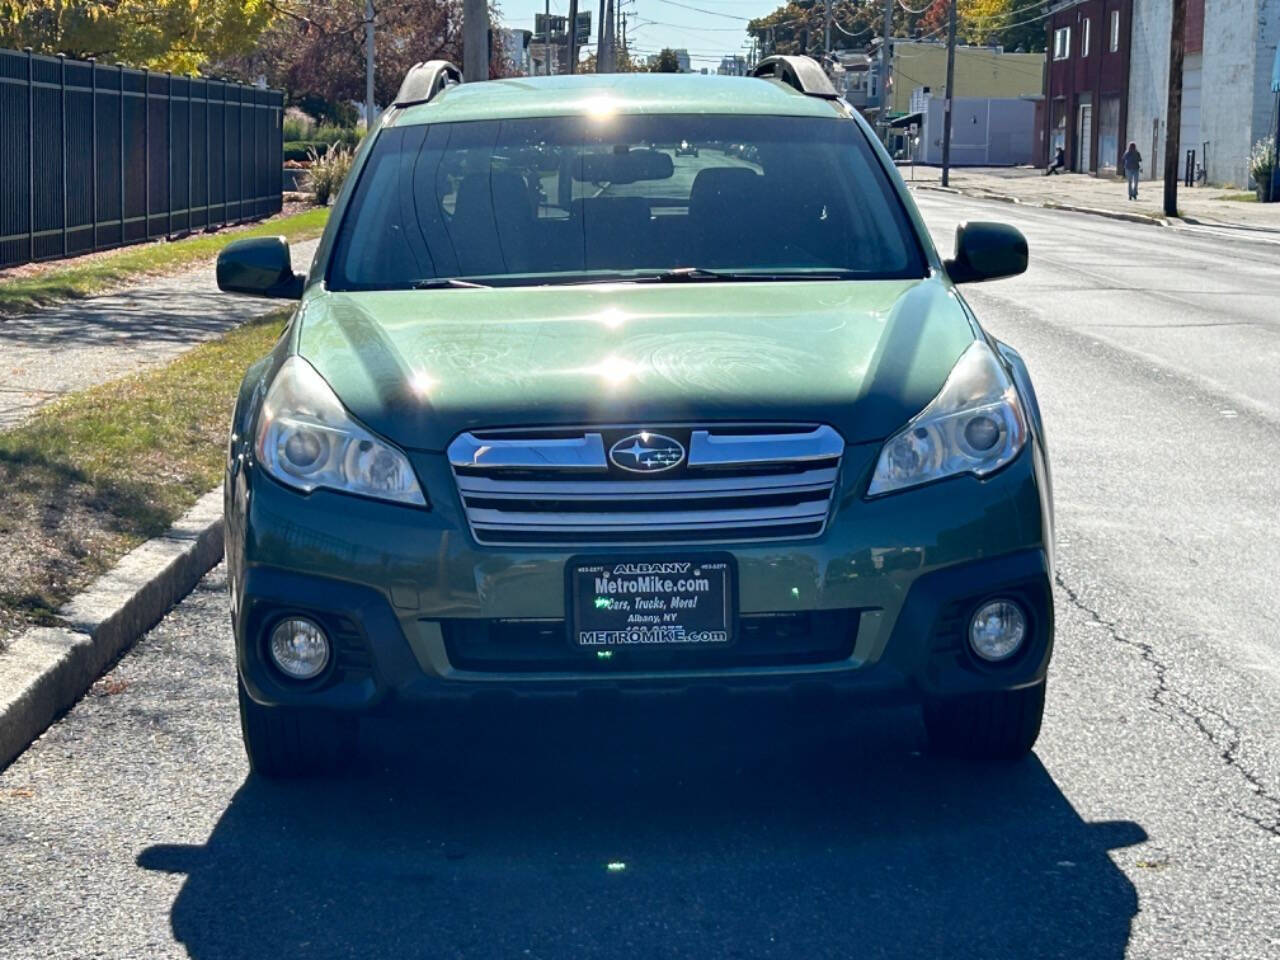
[448,424,844,547]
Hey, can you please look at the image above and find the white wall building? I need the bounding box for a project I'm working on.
[906,89,1037,166]
[1128,0,1280,187]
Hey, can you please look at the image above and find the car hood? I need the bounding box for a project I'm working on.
[295,278,975,452]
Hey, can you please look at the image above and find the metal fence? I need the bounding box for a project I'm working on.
[0,47,283,270]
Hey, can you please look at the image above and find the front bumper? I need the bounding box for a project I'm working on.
[229,438,1054,712]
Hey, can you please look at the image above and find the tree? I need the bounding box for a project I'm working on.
[746,0,1045,57]
[748,1,879,58]
[0,0,275,73]
[651,47,679,72]
[580,45,648,73]
[956,0,1046,52]
[217,0,481,119]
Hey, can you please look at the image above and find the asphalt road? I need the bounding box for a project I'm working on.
[2,193,1278,959]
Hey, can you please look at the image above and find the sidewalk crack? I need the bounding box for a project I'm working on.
[1055,573,1280,839]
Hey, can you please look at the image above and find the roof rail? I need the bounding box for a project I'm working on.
[750,55,838,100]
[394,60,462,108]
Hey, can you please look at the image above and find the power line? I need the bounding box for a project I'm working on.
[833,20,873,39]
[650,0,750,21]
[631,17,747,33]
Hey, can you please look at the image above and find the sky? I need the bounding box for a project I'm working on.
[499,0,782,70]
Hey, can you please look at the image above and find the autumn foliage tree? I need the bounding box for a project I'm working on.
[1,0,511,115]
[748,0,876,57]
[0,0,275,72]
[217,0,467,121]
[748,0,1045,56]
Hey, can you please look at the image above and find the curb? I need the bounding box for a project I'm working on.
[913,184,1173,227]
[1177,214,1280,237]
[0,487,224,770]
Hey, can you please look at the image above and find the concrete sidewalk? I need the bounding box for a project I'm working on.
[901,165,1280,233]
[0,238,320,430]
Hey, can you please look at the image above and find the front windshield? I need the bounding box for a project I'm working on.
[327,113,926,289]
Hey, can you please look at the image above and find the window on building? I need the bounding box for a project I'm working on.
[1110,10,1120,52]
[1054,26,1071,60]
[1082,18,1091,56]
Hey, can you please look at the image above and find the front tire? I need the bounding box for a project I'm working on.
[923,681,1045,762]
[238,679,358,778]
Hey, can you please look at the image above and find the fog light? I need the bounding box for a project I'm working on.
[968,600,1026,662]
[268,617,330,680]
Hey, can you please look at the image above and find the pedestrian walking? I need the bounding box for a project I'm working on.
[1123,142,1142,200]
[1045,146,1066,176]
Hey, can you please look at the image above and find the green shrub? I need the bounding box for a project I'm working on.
[283,108,316,142]
[1250,139,1275,184]
[303,143,355,206]
[313,124,361,147]
[284,140,333,162]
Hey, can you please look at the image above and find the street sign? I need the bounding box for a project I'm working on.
[534,13,565,42]
[535,12,590,44]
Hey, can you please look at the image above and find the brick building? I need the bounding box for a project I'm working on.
[1039,0,1134,173]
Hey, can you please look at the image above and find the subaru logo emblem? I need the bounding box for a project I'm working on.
[609,432,686,473]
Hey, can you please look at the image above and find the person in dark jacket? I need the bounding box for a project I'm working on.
[1045,145,1066,175]
[1123,142,1143,199]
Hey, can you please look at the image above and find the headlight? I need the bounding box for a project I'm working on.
[254,356,427,506]
[867,341,1026,497]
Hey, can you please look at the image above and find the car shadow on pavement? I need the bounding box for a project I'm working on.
[139,695,1145,960]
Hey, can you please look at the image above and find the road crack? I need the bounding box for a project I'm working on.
[1055,572,1280,839]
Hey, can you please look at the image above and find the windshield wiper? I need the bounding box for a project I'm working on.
[411,278,491,290]
[640,267,861,283]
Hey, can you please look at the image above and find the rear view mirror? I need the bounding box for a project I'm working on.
[945,222,1028,284]
[577,149,674,184]
[216,236,304,299]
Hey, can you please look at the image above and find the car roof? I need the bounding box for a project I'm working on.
[391,72,843,126]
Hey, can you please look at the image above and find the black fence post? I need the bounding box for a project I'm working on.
[221,81,228,227]
[59,53,68,259]
[166,71,173,238]
[90,57,98,252]
[252,87,259,217]
[143,67,150,238]
[204,78,210,231]
[119,64,125,246]
[187,76,193,232]
[26,47,34,263]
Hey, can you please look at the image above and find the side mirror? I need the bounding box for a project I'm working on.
[216,236,304,299]
[945,222,1028,284]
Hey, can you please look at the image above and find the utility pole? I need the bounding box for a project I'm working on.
[597,0,606,72]
[879,0,893,136]
[364,0,375,127]
[463,0,489,80]
[824,0,832,55]
[567,0,578,73]
[602,0,615,71]
[941,0,957,186]
[1162,0,1187,216]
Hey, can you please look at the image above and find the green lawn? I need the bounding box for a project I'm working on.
[0,207,328,313]
[0,310,289,641]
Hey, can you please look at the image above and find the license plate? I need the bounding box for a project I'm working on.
[569,557,734,649]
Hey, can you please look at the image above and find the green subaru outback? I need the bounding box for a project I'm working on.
[218,58,1052,777]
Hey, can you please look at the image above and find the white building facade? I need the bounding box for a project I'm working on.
[1128,0,1280,187]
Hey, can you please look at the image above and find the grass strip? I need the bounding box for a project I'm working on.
[0,207,328,313]
[0,310,289,642]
